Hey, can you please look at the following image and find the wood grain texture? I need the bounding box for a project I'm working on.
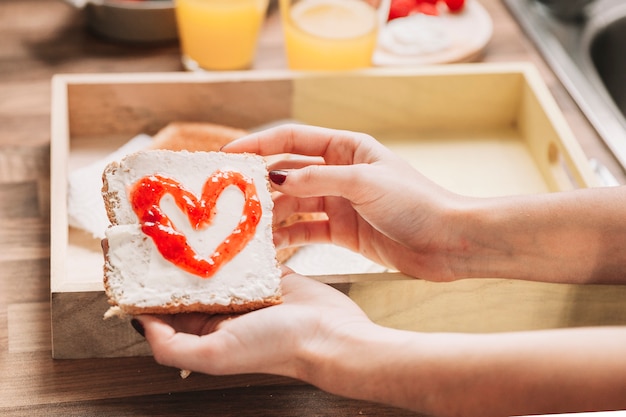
[0,385,417,417]
[0,0,624,415]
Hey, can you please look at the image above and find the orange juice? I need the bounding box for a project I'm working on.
[175,0,269,70]
[280,0,379,70]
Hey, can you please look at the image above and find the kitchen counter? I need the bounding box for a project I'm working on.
[0,0,623,415]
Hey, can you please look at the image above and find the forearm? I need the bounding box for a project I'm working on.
[447,186,626,284]
[297,324,626,416]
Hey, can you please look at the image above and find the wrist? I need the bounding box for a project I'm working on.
[407,194,487,281]
[443,192,603,282]
[442,195,537,280]
[294,320,428,410]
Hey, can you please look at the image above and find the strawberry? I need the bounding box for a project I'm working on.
[411,1,439,16]
[444,0,465,13]
[388,0,416,20]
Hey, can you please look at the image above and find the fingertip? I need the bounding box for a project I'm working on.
[101,238,109,262]
[269,170,288,186]
[219,141,236,152]
[130,318,145,337]
[272,227,287,249]
[135,315,174,341]
[279,264,295,277]
[221,131,265,154]
[135,316,183,367]
[219,140,237,152]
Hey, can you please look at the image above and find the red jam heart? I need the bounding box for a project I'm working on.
[129,171,261,278]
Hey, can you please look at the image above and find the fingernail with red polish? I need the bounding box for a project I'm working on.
[131,318,145,338]
[269,170,288,185]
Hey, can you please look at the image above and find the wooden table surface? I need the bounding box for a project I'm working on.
[1,0,624,416]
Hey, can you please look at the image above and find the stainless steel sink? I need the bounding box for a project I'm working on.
[504,0,626,172]
[589,4,626,119]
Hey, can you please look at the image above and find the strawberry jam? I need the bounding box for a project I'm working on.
[129,171,261,278]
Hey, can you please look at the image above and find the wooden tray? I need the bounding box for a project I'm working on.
[50,63,626,361]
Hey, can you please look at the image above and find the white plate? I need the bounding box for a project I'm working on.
[373,0,493,66]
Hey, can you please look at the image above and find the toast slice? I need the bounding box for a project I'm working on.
[102,150,282,316]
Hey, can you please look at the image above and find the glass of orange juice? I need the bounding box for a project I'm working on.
[175,0,270,71]
[279,0,389,70]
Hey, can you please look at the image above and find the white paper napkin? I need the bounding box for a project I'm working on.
[67,134,152,239]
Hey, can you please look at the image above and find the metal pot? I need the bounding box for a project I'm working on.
[67,0,178,43]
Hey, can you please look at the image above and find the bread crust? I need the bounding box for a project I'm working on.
[106,297,284,316]
[148,121,248,152]
[101,161,122,227]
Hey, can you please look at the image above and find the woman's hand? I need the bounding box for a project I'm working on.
[135,268,626,417]
[223,123,626,284]
[223,124,466,281]
[135,267,374,378]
